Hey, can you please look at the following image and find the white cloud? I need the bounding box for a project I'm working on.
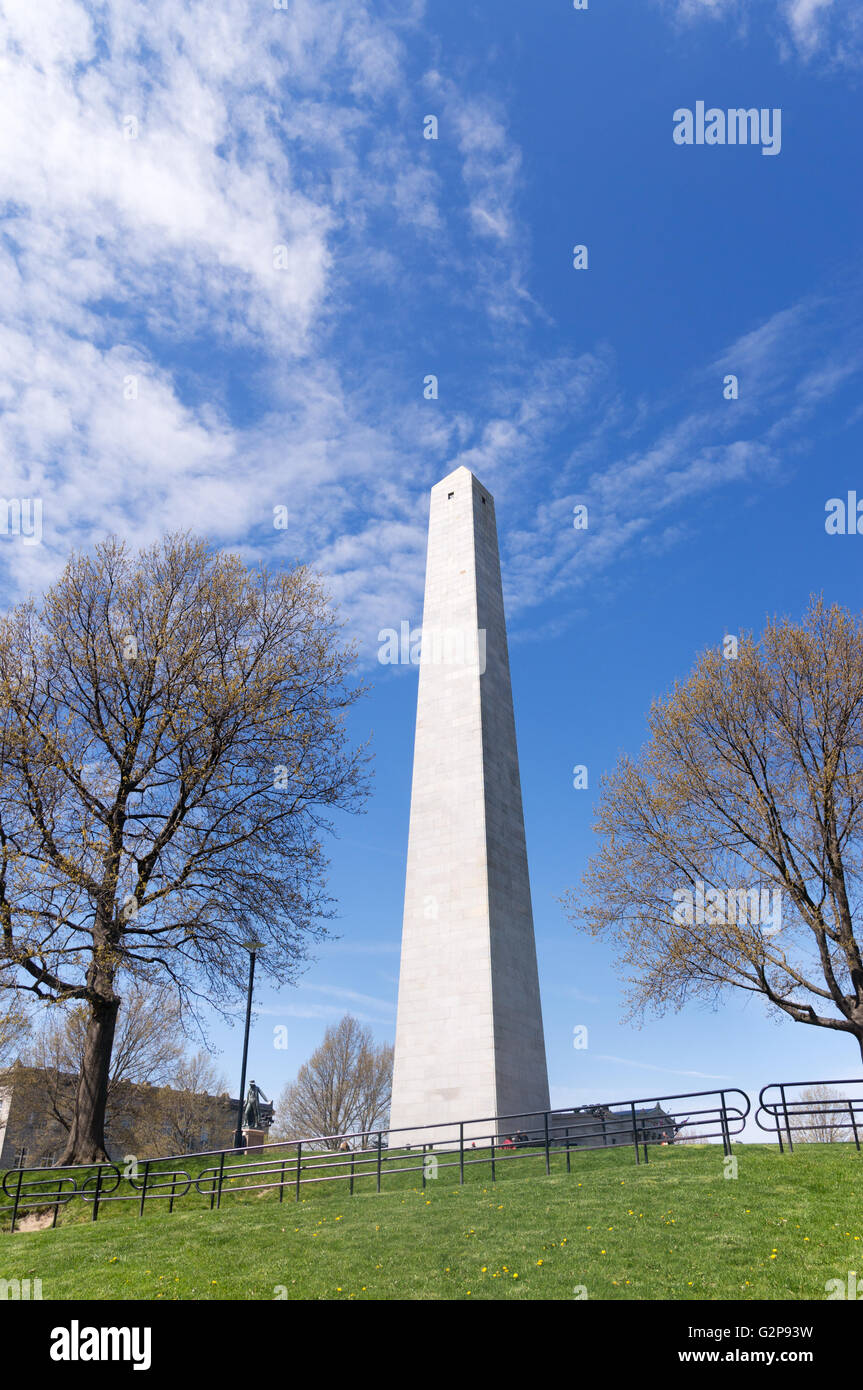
[593,1054,734,1081]
[0,0,545,635]
[670,0,733,15]
[255,1001,392,1023]
[785,0,835,55]
[423,70,538,324]
[301,984,396,1012]
[1,0,861,667]
[657,0,863,66]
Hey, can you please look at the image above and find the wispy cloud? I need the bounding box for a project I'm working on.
[256,1001,393,1024]
[302,984,396,1013]
[656,0,863,68]
[256,978,395,1021]
[593,1054,734,1082]
[318,940,401,956]
[785,0,837,57]
[0,0,542,637]
[3,0,862,674]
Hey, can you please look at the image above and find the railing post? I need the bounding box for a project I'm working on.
[139,1160,150,1217]
[376,1133,383,1193]
[10,1165,24,1233]
[421,1144,426,1191]
[295,1142,302,1202]
[280,1158,287,1202]
[544,1112,550,1176]
[780,1084,794,1153]
[720,1092,732,1156]
[631,1103,640,1165]
[849,1099,861,1153]
[92,1164,103,1223]
[565,1125,571,1175]
[459,1123,464,1186]
[774,1092,784,1154]
[490,1131,495,1184]
[169,1173,177,1214]
[350,1151,355,1197]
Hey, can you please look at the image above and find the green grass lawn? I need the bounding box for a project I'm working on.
[1,1143,861,1300]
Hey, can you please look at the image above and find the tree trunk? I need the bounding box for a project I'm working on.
[56,995,120,1166]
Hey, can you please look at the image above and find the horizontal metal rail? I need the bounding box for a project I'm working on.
[0,1085,749,1230]
[756,1078,863,1153]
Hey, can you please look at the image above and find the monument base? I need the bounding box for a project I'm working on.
[242,1128,267,1154]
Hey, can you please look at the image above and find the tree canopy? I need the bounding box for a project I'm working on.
[274,1014,393,1149]
[0,533,369,1161]
[565,597,863,1061]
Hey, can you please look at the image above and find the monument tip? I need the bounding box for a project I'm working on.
[433,464,492,498]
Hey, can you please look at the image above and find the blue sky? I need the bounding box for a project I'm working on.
[2,0,863,1130]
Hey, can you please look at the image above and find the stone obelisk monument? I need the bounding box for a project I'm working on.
[389,465,549,1145]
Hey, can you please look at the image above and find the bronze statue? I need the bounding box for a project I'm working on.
[242,1079,270,1130]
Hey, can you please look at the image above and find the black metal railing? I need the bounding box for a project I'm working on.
[0,1085,749,1232]
[756,1078,863,1153]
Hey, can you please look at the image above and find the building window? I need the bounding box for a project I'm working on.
[448,492,454,499]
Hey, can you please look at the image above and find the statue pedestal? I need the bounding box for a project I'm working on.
[242,1128,267,1154]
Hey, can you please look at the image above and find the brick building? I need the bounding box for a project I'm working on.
[0,1065,268,1167]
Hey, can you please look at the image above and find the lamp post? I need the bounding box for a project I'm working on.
[232,940,264,1150]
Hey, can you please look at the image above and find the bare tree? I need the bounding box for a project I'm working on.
[0,534,368,1162]
[565,599,863,1060]
[671,1125,704,1145]
[0,999,28,1071]
[140,1051,228,1155]
[274,1015,393,1149]
[796,1085,848,1143]
[18,981,185,1141]
[353,1035,395,1144]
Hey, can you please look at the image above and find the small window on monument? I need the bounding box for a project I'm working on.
[448,492,454,499]
[481,495,486,504]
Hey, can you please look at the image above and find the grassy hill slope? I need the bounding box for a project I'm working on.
[1,1144,860,1300]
